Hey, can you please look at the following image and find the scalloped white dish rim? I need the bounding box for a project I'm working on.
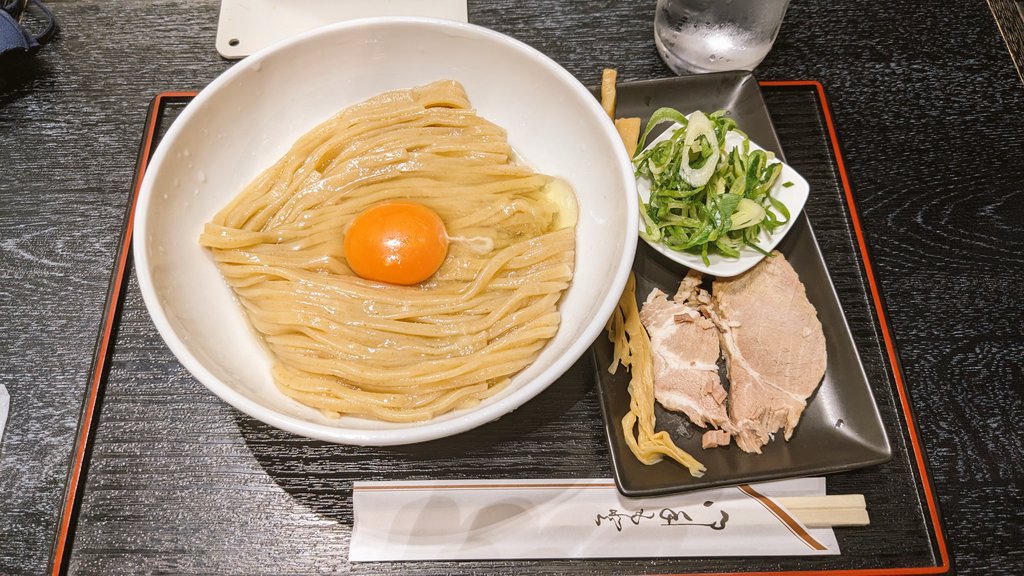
[636,119,810,278]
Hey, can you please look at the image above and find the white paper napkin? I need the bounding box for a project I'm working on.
[0,385,9,447]
[215,0,470,59]
[350,477,838,561]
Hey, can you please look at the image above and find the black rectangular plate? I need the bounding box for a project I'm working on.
[594,71,892,498]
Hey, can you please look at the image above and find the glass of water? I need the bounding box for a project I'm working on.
[654,0,791,74]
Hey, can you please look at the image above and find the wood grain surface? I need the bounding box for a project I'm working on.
[989,0,1024,84]
[0,0,1022,574]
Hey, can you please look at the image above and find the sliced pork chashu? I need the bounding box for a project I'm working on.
[639,271,732,436]
[710,251,827,454]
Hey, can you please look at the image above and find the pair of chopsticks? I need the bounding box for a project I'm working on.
[776,494,870,528]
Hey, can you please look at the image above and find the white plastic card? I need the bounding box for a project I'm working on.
[0,385,8,447]
[215,0,469,59]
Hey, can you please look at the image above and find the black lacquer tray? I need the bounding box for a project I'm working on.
[54,81,951,575]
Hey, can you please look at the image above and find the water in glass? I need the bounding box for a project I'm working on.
[654,0,790,74]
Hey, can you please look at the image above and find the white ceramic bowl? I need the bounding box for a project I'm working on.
[133,17,637,445]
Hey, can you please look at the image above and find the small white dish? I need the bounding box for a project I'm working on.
[636,120,810,278]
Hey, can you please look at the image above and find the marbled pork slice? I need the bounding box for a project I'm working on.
[639,272,731,432]
[711,251,827,454]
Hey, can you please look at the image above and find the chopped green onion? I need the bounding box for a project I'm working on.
[633,108,791,266]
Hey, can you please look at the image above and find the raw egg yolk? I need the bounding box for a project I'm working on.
[344,202,449,285]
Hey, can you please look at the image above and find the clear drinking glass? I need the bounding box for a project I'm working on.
[654,0,791,74]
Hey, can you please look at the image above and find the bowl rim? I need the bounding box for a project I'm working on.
[132,16,638,445]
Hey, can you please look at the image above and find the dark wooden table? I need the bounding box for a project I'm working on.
[1,1,1022,574]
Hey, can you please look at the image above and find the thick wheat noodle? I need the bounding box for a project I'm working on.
[274,335,551,391]
[238,274,568,333]
[214,230,571,298]
[221,110,516,230]
[216,237,571,311]
[239,287,562,353]
[201,173,551,252]
[199,80,576,422]
[238,276,566,326]
[606,273,706,477]
[207,240,573,309]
